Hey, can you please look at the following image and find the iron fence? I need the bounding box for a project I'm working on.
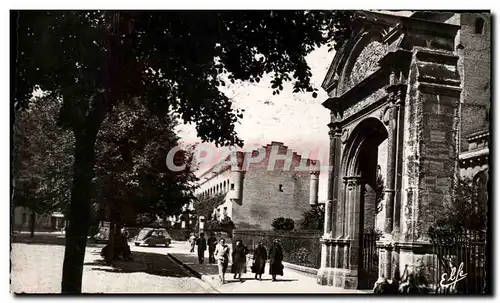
[359,231,379,289]
[233,229,322,269]
[431,230,487,294]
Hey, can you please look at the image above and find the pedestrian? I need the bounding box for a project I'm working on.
[214,238,230,284]
[268,239,284,282]
[231,239,248,282]
[208,233,217,264]
[196,233,207,264]
[188,233,196,253]
[252,241,267,281]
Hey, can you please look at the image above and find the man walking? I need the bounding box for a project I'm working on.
[208,233,217,264]
[196,233,207,264]
[214,238,230,284]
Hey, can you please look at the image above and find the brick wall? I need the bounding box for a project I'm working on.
[232,169,311,230]
[459,13,491,151]
[231,142,314,230]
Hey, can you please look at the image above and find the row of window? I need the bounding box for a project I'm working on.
[199,179,235,199]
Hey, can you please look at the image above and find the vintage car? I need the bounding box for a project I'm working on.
[93,222,110,244]
[134,228,172,247]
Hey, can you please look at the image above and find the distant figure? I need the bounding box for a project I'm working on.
[268,239,284,281]
[214,238,230,284]
[252,241,267,280]
[208,233,217,264]
[231,239,248,282]
[188,233,196,253]
[196,233,207,264]
[101,230,133,262]
[121,227,129,239]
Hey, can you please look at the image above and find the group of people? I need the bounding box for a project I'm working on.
[188,233,284,284]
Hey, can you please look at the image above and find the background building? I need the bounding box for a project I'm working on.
[195,141,320,230]
[13,206,66,232]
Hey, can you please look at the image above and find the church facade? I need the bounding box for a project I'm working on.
[317,11,490,290]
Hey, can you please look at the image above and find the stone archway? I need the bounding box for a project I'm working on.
[341,117,388,289]
[317,11,462,291]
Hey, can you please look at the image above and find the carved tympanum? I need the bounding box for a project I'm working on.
[344,41,388,92]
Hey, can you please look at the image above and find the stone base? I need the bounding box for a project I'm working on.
[316,267,358,289]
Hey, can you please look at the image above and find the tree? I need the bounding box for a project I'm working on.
[193,193,226,221]
[300,206,325,230]
[14,10,353,293]
[93,100,197,263]
[375,169,385,213]
[272,217,295,231]
[428,176,487,241]
[428,175,488,293]
[13,96,74,236]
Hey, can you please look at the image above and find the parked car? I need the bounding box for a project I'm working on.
[94,225,110,244]
[134,228,172,247]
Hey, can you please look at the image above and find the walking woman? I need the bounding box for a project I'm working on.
[252,241,267,281]
[231,240,249,282]
[214,238,230,284]
[268,239,284,282]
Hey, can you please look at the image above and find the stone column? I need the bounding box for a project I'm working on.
[324,123,343,236]
[346,176,363,269]
[393,95,405,236]
[383,100,397,235]
[379,83,405,281]
[324,127,336,235]
[323,199,332,235]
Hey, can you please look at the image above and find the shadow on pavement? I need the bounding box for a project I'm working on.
[169,252,220,277]
[84,251,192,279]
[11,233,104,248]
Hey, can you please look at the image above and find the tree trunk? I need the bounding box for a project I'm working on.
[61,131,99,294]
[29,212,36,238]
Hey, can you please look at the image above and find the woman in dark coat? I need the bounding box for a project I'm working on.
[268,239,284,281]
[252,241,267,280]
[231,240,248,282]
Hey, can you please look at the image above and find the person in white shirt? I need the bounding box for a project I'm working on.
[214,238,230,283]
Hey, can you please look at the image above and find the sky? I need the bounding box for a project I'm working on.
[175,11,415,202]
[176,45,334,201]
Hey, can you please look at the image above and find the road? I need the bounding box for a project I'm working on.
[10,233,216,294]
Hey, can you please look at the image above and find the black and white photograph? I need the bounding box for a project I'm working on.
[9,5,492,296]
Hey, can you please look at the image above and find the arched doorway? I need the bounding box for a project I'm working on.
[342,117,388,289]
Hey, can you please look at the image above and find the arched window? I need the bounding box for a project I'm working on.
[475,17,485,34]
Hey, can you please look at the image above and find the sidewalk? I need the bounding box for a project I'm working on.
[167,241,368,294]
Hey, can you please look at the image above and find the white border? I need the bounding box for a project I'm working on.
[3,1,498,303]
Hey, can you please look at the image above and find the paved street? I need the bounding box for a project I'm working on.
[10,233,215,294]
[167,240,367,294]
[10,233,367,294]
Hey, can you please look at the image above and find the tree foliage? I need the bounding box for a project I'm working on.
[300,206,324,230]
[93,100,197,225]
[375,169,385,214]
[272,217,295,231]
[14,10,354,293]
[13,96,74,215]
[428,175,488,243]
[193,193,226,221]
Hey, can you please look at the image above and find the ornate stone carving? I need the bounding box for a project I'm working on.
[346,177,362,190]
[344,41,389,92]
[341,128,350,143]
[343,87,387,120]
[328,122,342,138]
[382,105,394,125]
